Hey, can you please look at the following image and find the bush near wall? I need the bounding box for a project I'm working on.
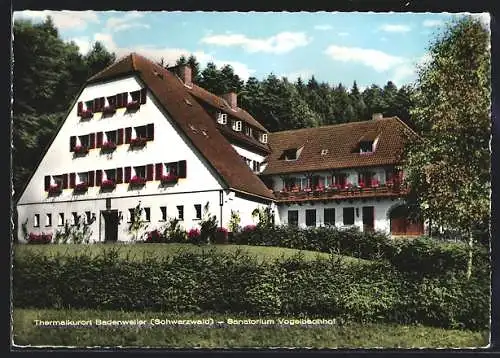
[13,249,489,330]
[231,226,489,276]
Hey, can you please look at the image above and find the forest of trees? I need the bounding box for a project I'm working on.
[13,15,413,199]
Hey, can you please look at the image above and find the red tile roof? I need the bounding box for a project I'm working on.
[261,117,417,175]
[88,53,274,200]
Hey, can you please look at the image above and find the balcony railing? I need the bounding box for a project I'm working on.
[275,182,407,202]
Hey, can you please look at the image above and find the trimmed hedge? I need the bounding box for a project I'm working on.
[231,226,489,276]
[13,248,489,330]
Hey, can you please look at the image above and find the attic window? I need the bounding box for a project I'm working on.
[245,126,253,137]
[217,112,227,125]
[153,70,164,79]
[360,141,374,154]
[232,120,242,132]
[259,133,268,144]
[321,149,329,155]
[283,148,298,161]
[184,98,192,106]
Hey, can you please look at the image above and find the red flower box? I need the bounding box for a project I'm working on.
[130,176,146,186]
[188,228,201,239]
[103,105,116,115]
[73,145,89,154]
[126,100,140,111]
[130,137,147,148]
[101,141,117,151]
[160,174,178,183]
[74,182,88,192]
[80,109,93,119]
[371,179,380,187]
[101,179,116,189]
[48,184,62,195]
[314,185,325,192]
[28,232,52,244]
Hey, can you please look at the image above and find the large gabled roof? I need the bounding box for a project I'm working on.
[88,53,274,200]
[261,117,418,176]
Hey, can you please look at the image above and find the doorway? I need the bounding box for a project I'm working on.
[102,210,119,242]
[362,206,375,232]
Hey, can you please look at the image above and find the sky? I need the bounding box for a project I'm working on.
[12,11,491,89]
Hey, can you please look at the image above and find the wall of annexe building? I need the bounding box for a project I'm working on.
[16,74,271,242]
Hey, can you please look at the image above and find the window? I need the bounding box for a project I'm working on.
[128,208,135,223]
[134,166,146,179]
[177,205,184,221]
[78,135,90,148]
[134,124,154,140]
[252,161,261,173]
[324,208,335,226]
[85,100,94,112]
[105,130,117,144]
[358,171,375,187]
[217,112,227,124]
[144,208,151,222]
[194,204,202,220]
[45,213,52,227]
[104,169,117,182]
[85,211,92,224]
[321,149,329,155]
[58,213,64,226]
[360,141,374,154]
[72,212,78,226]
[130,88,147,104]
[160,206,167,221]
[34,214,40,228]
[305,209,316,227]
[283,148,297,161]
[288,210,299,227]
[343,207,355,226]
[259,133,268,144]
[77,172,89,185]
[232,120,242,132]
[245,126,253,136]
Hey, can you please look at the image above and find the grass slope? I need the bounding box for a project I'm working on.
[13,243,366,263]
[12,309,488,348]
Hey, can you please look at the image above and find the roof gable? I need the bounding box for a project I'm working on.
[89,53,274,200]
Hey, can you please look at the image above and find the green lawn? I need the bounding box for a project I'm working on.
[13,242,366,264]
[12,308,488,348]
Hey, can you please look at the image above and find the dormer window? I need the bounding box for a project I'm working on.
[360,141,374,154]
[259,133,268,144]
[217,112,227,125]
[321,149,329,155]
[232,120,242,132]
[283,149,297,161]
[245,126,253,137]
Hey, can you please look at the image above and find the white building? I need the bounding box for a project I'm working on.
[15,53,423,243]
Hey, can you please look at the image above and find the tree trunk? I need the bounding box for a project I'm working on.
[466,229,474,280]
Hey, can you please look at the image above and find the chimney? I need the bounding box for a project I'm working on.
[179,65,192,87]
[372,113,383,121]
[222,92,237,109]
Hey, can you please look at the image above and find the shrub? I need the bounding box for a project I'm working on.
[27,232,52,244]
[161,217,186,243]
[145,229,163,243]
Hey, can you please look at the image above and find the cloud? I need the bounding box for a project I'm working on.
[105,12,150,32]
[391,53,432,86]
[68,36,92,55]
[200,31,311,54]
[471,13,490,30]
[422,19,444,27]
[314,24,333,31]
[324,45,405,72]
[79,32,255,81]
[13,10,99,30]
[281,69,313,81]
[379,24,411,33]
[337,32,349,37]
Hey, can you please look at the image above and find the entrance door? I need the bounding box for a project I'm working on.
[102,210,119,242]
[362,206,375,232]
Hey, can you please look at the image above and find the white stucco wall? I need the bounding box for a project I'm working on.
[277,198,404,233]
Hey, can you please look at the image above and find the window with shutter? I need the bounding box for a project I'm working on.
[117,168,123,183]
[155,163,163,180]
[147,123,154,140]
[77,102,83,116]
[94,98,100,112]
[118,92,127,108]
[100,97,105,110]
[117,128,124,145]
[96,170,102,186]
[125,127,132,143]
[62,174,68,189]
[107,95,117,107]
[124,167,131,183]
[88,171,95,186]
[70,136,76,152]
[89,133,96,149]
[44,176,50,191]
[140,88,147,104]
[178,160,187,178]
[96,132,103,148]
[130,90,141,102]
[69,173,76,188]
[146,164,154,181]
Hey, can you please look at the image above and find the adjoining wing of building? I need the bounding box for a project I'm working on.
[15,53,424,242]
